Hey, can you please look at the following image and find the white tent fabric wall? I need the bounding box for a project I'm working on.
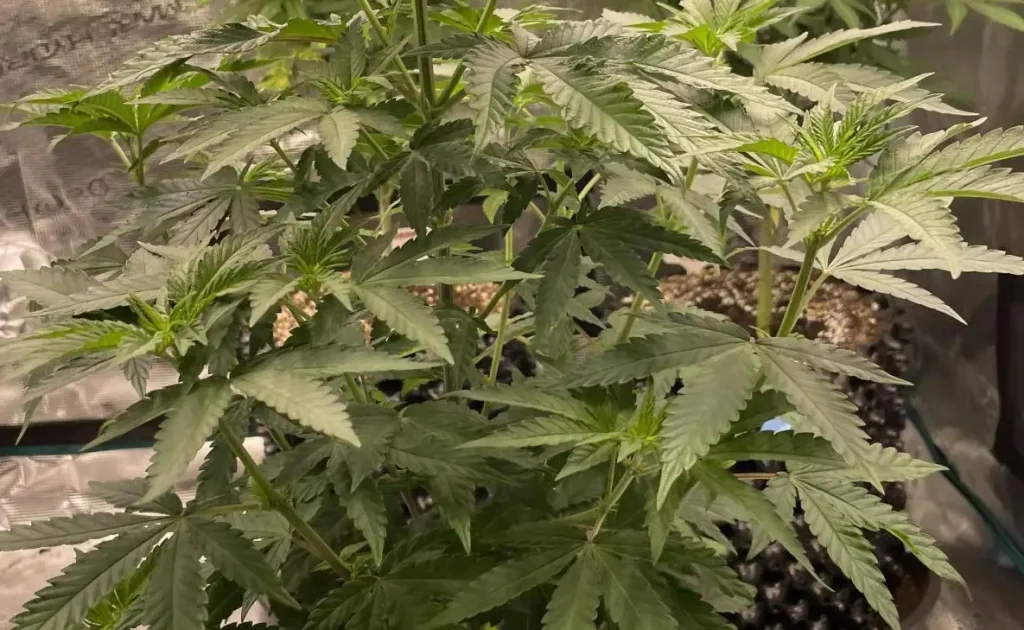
[0,2,238,627]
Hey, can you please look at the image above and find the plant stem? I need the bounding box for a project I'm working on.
[411,0,435,110]
[266,427,292,452]
[436,0,499,107]
[217,419,349,577]
[355,0,420,100]
[344,374,369,404]
[756,213,775,334]
[577,173,602,202]
[197,501,263,518]
[360,129,389,159]
[615,252,664,344]
[588,471,635,541]
[486,230,516,386]
[135,134,146,186]
[684,157,698,191]
[776,237,819,337]
[271,140,296,173]
[736,472,777,481]
[548,174,581,217]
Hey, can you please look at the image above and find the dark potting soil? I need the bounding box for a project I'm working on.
[266,268,924,628]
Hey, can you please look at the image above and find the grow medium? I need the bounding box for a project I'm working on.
[271,267,930,629]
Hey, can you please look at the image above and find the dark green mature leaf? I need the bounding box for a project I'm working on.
[693,463,814,574]
[755,336,909,385]
[335,404,402,490]
[597,551,679,630]
[582,208,724,264]
[429,549,577,628]
[364,257,535,286]
[541,550,603,630]
[660,346,760,483]
[797,484,900,628]
[451,385,593,424]
[88,478,183,515]
[195,432,238,504]
[562,332,747,387]
[257,346,436,378]
[757,345,872,465]
[532,58,677,177]
[141,522,207,630]
[463,417,609,449]
[707,432,845,466]
[0,513,167,552]
[353,284,453,363]
[142,378,234,503]
[232,369,358,445]
[534,229,581,355]
[0,266,98,307]
[344,485,388,566]
[579,229,663,310]
[401,155,436,237]
[188,519,299,608]
[11,524,171,630]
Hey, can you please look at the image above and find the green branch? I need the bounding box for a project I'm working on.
[436,0,500,108]
[217,418,349,578]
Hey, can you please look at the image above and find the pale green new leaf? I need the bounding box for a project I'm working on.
[758,21,937,72]
[757,346,871,465]
[429,550,577,628]
[318,108,361,168]
[829,212,904,269]
[868,197,963,275]
[11,524,170,630]
[142,522,208,630]
[0,513,166,552]
[450,385,593,423]
[142,378,234,503]
[344,485,387,566]
[755,336,908,384]
[465,40,524,151]
[188,519,299,608]
[625,39,798,115]
[825,63,973,116]
[541,551,602,630]
[532,58,677,176]
[909,125,1024,178]
[832,242,1024,275]
[563,332,746,387]
[535,230,582,355]
[660,346,760,478]
[232,369,358,445]
[829,269,965,323]
[597,552,678,630]
[762,63,852,109]
[353,284,453,363]
[797,485,900,628]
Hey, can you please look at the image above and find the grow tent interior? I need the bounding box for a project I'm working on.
[0,0,1024,628]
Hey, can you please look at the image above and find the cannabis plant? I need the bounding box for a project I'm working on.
[4,2,1024,630]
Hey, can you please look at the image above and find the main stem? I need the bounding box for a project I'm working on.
[410,0,456,392]
[218,419,349,578]
[756,213,775,334]
[588,471,635,541]
[776,238,818,337]
[615,252,664,344]
[486,229,516,386]
[436,0,499,107]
